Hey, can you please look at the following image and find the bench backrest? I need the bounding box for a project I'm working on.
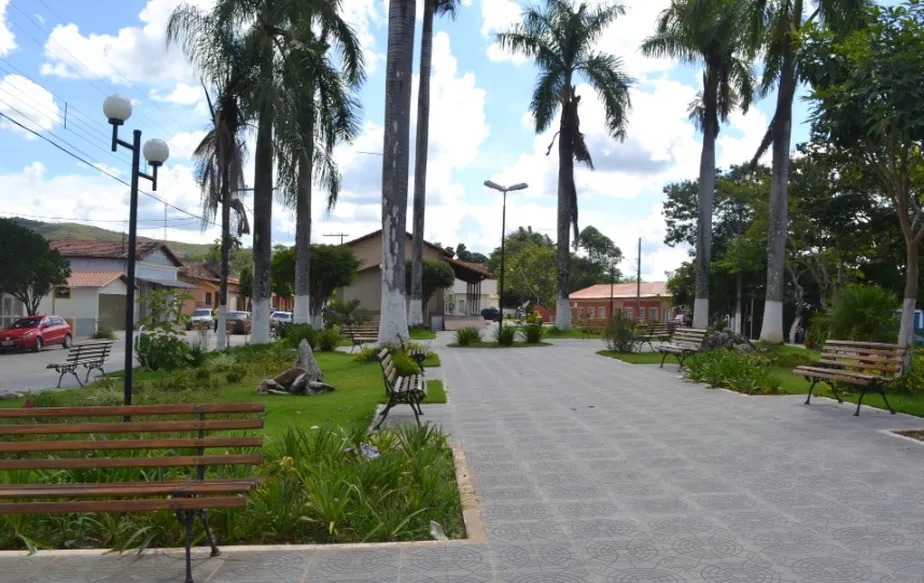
[63,341,113,363]
[672,328,708,348]
[0,403,265,477]
[377,348,399,395]
[647,322,675,335]
[819,340,906,379]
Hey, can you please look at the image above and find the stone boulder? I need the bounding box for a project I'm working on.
[256,339,335,396]
[702,329,755,353]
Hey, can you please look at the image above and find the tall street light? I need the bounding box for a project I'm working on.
[483,180,528,337]
[103,95,170,406]
[609,259,617,322]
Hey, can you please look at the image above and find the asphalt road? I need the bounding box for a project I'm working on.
[0,331,252,396]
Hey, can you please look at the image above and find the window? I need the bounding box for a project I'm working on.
[588,307,596,320]
[578,307,584,317]
[599,307,606,320]
[205,292,212,306]
[650,307,659,322]
[624,307,634,321]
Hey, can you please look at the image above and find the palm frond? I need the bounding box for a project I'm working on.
[577,52,632,140]
[530,66,566,133]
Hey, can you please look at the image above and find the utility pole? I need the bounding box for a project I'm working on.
[635,237,641,323]
[324,232,349,245]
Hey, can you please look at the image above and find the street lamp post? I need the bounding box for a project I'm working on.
[609,261,616,322]
[103,95,170,406]
[483,180,528,337]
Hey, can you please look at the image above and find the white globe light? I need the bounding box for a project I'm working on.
[143,139,170,166]
[103,95,132,123]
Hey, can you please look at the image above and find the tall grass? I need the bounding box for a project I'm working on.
[454,327,482,346]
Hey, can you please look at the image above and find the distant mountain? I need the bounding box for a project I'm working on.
[11,218,213,262]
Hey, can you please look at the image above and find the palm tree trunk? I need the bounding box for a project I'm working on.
[554,104,576,331]
[216,182,230,350]
[251,100,274,344]
[759,46,796,344]
[294,156,313,326]
[409,1,434,328]
[693,75,718,330]
[378,0,416,345]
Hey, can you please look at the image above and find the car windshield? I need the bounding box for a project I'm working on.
[193,309,211,317]
[10,317,41,329]
[228,312,247,319]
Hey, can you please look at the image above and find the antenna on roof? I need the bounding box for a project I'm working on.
[324,233,349,245]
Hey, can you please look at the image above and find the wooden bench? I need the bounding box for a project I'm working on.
[46,340,113,387]
[580,324,607,338]
[657,328,709,370]
[375,348,427,430]
[795,340,906,416]
[0,403,264,583]
[342,322,380,352]
[638,322,676,351]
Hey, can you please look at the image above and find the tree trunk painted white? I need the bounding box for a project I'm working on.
[250,52,274,345]
[252,297,270,343]
[899,297,915,351]
[216,180,231,351]
[378,0,416,345]
[733,273,743,335]
[216,304,227,350]
[293,163,313,325]
[693,298,709,329]
[898,236,919,369]
[555,90,576,331]
[294,295,310,324]
[555,298,571,330]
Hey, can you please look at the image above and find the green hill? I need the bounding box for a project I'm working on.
[12,218,214,261]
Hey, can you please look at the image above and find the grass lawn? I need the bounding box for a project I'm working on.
[544,328,599,339]
[423,352,441,367]
[427,379,446,402]
[597,350,664,364]
[410,328,437,340]
[447,341,552,348]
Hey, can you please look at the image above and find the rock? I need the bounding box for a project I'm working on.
[255,339,334,395]
[702,330,755,352]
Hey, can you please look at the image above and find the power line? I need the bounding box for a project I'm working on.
[323,232,350,244]
[0,108,217,227]
[0,210,199,225]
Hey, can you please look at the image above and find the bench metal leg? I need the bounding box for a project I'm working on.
[374,401,396,430]
[410,399,422,426]
[878,388,897,415]
[196,509,221,557]
[659,352,668,368]
[183,509,194,583]
[803,379,818,405]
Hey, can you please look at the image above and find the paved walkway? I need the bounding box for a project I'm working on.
[6,338,924,582]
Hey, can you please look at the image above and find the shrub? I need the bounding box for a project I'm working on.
[454,326,481,346]
[805,313,828,349]
[685,350,781,395]
[317,326,341,352]
[603,313,637,353]
[137,334,191,371]
[207,352,238,373]
[187,342,207,368]
[271,320,292,340]
[225,365,247,384]
[91,323,116,340]
[353,346,380,362]
[285,324,318,350]
[494,324,518,347]
[86,386,123,406]
[522,323,545,344]
[325,299,369,327]
[889,354,924,395]
[391,350,421,376]
[815,284,899,343]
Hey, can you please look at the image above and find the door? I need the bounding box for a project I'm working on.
[99,294,127,331]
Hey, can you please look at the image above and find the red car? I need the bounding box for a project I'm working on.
[0,315,73,353]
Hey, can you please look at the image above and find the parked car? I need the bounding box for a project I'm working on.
[481,307,501,322]
[187,308,214,330]
[0,315,72,353]
[226,311,252,334]
[271,311,293,324]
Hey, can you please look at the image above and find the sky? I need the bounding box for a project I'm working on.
[0,0,825,281]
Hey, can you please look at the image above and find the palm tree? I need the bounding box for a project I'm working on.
[749,0,868,343]
[642,0,755,329]
[166,6,250,350]
[497,0,633,331]
[275,5,363,327]
[409,0,459,327]
[378,0,417,344]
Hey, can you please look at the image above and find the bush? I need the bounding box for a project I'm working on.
[207,352,238,373]
[187,342,207,368]
[603,313,637,353]
[271,320,292,340]
[91,323,116,340]
[391,350,421,376]
[317,326,341,352]
[225,365,247,384]
[805,313,828,349]
[889,354,924,395]
[137,334,192,371]
[494,324,517,347]
[685,350,782,395]
[454,326,481,346]
[815,284,899,343]
[352,346,380,362]
[522,323,545,344]
[284,324,318,350]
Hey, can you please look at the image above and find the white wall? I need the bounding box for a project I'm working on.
[37,288,100,336]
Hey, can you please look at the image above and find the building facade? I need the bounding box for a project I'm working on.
[178,262,244,315]
[569,281,673,324]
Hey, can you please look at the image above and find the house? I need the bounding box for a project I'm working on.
[446,277,497,316]
[37,239,193,335]
[336,230,493,328]
[0,294,25,330]
[178,262,244,315]
[569,281,673,324]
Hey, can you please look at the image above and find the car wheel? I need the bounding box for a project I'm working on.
[33,337,43,352]
[62,334,73,349]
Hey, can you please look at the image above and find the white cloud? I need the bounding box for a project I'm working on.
[167,129,207,162]
[150,82,202,106]
[0,0,14,56]
[0,74,61,137]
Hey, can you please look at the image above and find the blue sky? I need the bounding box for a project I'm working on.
[0,0,832,280]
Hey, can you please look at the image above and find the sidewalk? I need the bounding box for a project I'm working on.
[6,338,924,581]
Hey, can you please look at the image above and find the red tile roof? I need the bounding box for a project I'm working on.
[50,239,182,266]
[179,261,221,282]
[345,229,453,257]
[66,271,125,288]
[569,281,670,300]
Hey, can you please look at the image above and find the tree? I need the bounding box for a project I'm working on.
[406,259,455,316]
[497,0,633,330]
[748,0,868,343]
[801,0,924,357]
[308,245,361,320]
[642,0,755,329]
[455,244,490,264]
[0,220,70,315]
[410,0,459,327]
[270,245,295,299]
[379,0,417,344]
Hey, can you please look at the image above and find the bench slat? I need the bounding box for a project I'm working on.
[0,479,258,499]
[0,418,264,436]
[0,436,263,454]
[0,403,265,419]
[0,453,262,471]
[0,495,248,515]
